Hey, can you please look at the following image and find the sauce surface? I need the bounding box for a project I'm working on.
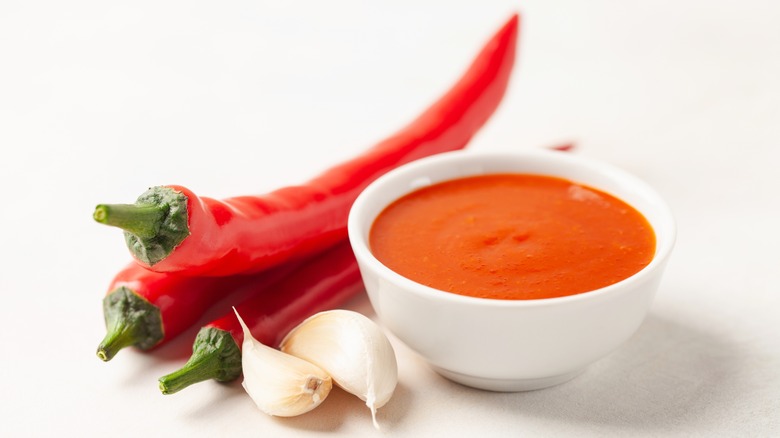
[369,174,656,300]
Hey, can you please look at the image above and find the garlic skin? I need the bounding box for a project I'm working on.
[234,308,332,417]
[280,309,398,428]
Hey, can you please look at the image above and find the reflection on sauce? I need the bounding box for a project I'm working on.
[369,174,655,300]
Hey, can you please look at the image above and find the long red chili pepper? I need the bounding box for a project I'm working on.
[157,241,362,394]
[96,261,296,361]
[92,14,520,277]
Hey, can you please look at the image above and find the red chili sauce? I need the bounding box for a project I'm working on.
[369,174,656,300]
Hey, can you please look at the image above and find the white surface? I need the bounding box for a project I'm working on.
[348,150,676,391]
[1,0,778,436]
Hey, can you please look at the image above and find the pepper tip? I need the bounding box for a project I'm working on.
[158,379,171,395]
[96,348,110,362]
[93,205,108,223]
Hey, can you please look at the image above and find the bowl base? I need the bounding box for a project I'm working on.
[432,366,585,392]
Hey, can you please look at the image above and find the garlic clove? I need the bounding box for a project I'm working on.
[234,308,332,417]
[280,309,398,429]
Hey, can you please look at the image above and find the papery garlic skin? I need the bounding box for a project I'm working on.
[234,309,332,417]
[280,309,398,427]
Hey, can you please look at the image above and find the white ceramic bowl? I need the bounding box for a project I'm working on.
[348,150,676,391]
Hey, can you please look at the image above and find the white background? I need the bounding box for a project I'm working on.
[1,0,778,436]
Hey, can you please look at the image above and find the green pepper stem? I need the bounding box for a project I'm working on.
[158,327,242,395]
[93,187,190,266]
[158,353,223,395]
[93,203,166,239]
[97,286,164,362]
[97,323,137,362]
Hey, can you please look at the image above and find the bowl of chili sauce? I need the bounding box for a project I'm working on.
[348,149,675,391]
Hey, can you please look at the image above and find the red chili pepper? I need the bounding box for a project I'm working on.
[96,261,296,361]
[93,14,520,277]
[157,240,362,394]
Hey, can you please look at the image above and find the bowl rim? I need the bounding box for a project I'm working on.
[348,149,677,308]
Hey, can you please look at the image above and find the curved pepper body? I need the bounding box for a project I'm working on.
[134,14,520,276]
